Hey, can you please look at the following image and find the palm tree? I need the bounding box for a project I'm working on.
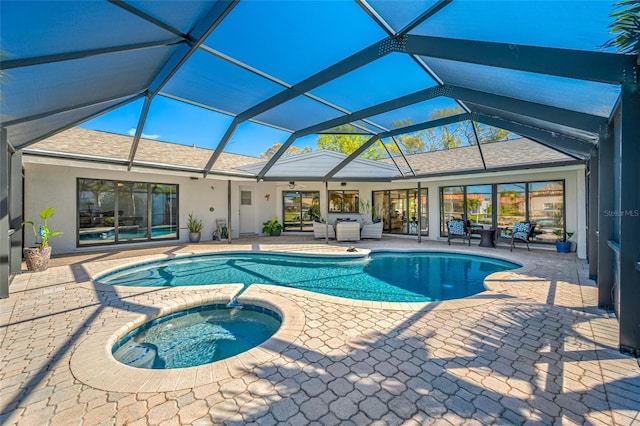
[602,0,640,54]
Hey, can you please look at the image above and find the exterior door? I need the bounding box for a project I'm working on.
[283,191,320,231]
[239,188,255,236]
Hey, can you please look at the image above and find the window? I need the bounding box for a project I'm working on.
[440,186,465,235]
[440,180,564,243]
[418,188,429,235]
[241,190,252,206]
[466,185,493,231]
[497,183,526,229]
[528,181,564,243]
[77,178,177,246]
[329,190,359,213]
[117,182,149,242]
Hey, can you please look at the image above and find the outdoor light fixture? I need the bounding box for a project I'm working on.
[288,181,296,189]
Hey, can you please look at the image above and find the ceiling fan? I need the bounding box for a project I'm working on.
[277,181,307,190]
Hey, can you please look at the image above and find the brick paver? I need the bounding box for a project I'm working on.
[1,236,639,425]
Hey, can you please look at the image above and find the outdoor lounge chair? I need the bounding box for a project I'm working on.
[336,221,360,242]
[361,220,383,239]
[495,221,536,251]
[313,221,335,239]
[447,219,471,246]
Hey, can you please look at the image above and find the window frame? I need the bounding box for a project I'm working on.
[328,190,360,213]
[439,179,565,243]
[372,188,428,236]
[76,178,179,247]
[282,190,320,232]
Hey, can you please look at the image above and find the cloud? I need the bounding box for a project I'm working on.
[127,128,161,140]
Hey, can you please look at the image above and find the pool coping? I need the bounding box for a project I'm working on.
[69,284,306,393]
[68,246,535,393]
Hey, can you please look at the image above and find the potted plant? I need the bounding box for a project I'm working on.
[359,200,373,225]
[262,216,283,236]
[187,212,203,243]
[554,230,574,253]
[22,207,63,272]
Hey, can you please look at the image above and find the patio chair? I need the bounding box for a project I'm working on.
[361,219,383,239]
[447,219,471,246]
[313,220,335,239]
[336,221,360,242]
[495,221,536,251]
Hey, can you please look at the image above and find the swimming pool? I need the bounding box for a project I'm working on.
[112,304,281,369]
[97,251,519,303]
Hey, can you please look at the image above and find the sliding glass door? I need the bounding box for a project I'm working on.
[372,188,428,235]
[77,178,177,246]
[283,191,320,231]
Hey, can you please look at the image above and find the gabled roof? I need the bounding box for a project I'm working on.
[238,149,406,181]
[394,138,577,177]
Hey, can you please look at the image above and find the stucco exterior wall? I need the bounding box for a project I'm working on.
[22,159,276,253]
[22,156,586,258]
[351,165,586,258]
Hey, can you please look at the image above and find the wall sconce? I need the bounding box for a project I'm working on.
[264,194,270,201]
[288,181,296,189]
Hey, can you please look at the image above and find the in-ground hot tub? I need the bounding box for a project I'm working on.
[112,304,281,369]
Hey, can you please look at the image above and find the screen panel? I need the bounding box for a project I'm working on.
[367,97,462,130]
[0,1,177,60]
[162,50,286,116]
[2,47,175,123]
[411,0,613,52]
[127,1,214,34]
[421,57,620,117]
[9,96,137,149]
[310,53,437,111]
[205,0,386,83]
[253,96,345,132]
[368,0,440,34]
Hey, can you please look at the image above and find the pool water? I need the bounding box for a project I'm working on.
[79,226,177,242]
[98,252,519,303]
[112,304,281,369]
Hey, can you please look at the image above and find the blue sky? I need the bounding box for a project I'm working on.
[80,96,292,158]
[79,95,344,158]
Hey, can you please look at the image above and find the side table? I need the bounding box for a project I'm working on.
[479,229,495,248]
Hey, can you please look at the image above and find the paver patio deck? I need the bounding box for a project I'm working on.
[1,236,639,425]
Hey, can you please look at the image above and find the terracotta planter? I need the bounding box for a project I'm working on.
[23,246,52,272]
[189,232,201,243]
